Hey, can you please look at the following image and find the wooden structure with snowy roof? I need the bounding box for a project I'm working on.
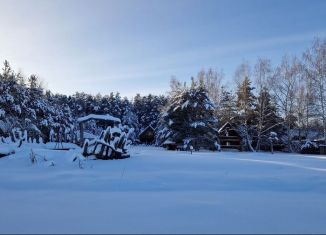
[162,139,177,150]
[218,122,242,150]
[77,114,121,145]
[138,125,155,144]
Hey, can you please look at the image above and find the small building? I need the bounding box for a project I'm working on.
[139,125,155,144]
[218,122,242,150]
[162,139,177,150]
[320,145,326,155]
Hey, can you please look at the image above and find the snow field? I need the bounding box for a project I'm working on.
[0,145,326,233]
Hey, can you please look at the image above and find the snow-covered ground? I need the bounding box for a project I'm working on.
[1,144,326,234]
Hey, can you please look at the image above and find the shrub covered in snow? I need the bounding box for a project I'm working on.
[300,141,319,154]
[82,125,131,159]
[0,144,15,157]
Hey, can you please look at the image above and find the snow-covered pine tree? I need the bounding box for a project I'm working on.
[121,97,139,136]
[157,78,218,150]
[218,86,237,124]
[0,61,75,142]
[0,61,26,137]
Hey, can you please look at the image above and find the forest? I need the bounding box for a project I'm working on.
[1,38,326,153]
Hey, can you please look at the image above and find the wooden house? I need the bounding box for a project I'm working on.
[218,122,242,150]
[139,125,155,144]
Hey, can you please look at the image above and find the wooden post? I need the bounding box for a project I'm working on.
[80,122,84,146]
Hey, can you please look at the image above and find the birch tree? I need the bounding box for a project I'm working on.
[270,56,300,152]
[253,58,276,150]
[197,68,224,106]
[303,38,326,143]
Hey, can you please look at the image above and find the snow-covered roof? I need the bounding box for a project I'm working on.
[139,125,155,136]
[77,114,121,123]
[190,121,206,128]
[218,122,231,133]
[162,139,176,145]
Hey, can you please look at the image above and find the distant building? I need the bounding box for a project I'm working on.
[218,122,242,151]
[139,125,155,144]
[162,139,177,150]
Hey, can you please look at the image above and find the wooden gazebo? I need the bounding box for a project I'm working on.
[77,114,121,145]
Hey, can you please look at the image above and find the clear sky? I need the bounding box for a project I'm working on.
[0,0,325,98]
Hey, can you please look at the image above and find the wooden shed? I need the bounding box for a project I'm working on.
[162,139,177,150]
[320,145,326,155]
[218,122,242,150]
[138,125,155,144]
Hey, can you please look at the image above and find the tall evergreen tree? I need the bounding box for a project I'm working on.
[157,79,218,149]
[218,86,237,124]
[236,76,256,151]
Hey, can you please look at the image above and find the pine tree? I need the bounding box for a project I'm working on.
[236,77,256,151]
[218,86,237,124]
[0,61,75,142]
[2,60,15,82]
[236,77,255,121]
[157,79,218,150]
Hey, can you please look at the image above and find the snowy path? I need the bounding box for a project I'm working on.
[1,145,326,233]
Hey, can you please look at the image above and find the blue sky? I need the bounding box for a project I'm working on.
[0,0,325,98]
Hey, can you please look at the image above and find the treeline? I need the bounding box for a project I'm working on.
[0,61,167,142]
[1,38,326,152]
[169,38,326,152]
